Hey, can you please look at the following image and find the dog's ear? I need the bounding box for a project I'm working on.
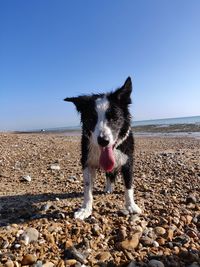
[110,77,132,105]
[64,96,89,113]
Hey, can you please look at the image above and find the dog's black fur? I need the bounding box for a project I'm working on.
[64,77,141,219]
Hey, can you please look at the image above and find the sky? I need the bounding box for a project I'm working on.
[0,0,200,131]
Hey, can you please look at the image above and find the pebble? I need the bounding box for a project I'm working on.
[65,259,77,266]
[96,252,111,262]
[186,194,197,204]
[154,226,166,236]
[187,263,200,267]
[127,261,138,267]
[68,176,77,181]
[14,243,21,249]
[5,260,14,267]
[21,227,39,245]
[21,254,37,265]
[140,236,154,246]
[148,259,165,267]
[21,175,31,182]
[41,203,51,211]
[50,164,61,171]
[42,263,54,267]
[152,241,160,247]
[32,261,43,267]
[120,233,140,250]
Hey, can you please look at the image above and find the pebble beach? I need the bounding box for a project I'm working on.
[0,132,199,267]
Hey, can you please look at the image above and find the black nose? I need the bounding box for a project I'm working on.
[97,136,109,147]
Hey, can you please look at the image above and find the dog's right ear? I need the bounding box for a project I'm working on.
[64,97,82,113]
[64,96,91,113]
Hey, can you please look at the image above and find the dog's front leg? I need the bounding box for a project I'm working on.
[121,162,142,214]
[74,167,95,220]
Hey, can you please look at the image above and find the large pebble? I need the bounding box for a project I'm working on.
[50,164,61,171]
[148,259,165,267]
[5,261,14,267]
[21,254,37,265]
[96,251,111,262]
[154,227,166,236]
[22,227,39,245]
[120,233,140,250]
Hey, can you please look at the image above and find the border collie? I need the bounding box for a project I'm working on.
[64,77,141,220]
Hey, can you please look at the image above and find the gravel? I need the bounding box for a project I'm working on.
[0,133,199,266]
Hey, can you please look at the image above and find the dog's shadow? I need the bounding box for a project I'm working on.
[0,190,119,226]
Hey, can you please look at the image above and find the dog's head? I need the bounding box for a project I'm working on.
[64,77,132,148]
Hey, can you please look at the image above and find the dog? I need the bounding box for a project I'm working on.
[64,77,141,220]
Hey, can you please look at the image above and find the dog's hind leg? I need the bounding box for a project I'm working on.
[74,167,96,220]
[105,171,117,193]
[121,162,142,214]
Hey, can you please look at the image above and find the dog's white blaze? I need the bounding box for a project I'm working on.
[93,96,114,145]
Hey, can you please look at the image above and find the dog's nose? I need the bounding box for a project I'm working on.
[97,136,109,147]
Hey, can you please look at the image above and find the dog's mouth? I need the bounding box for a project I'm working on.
[99,145,115,172]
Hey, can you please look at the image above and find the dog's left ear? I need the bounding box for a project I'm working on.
[110,77,132,105]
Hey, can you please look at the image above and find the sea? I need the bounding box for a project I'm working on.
[132,115,200,126]
[18,115,200,134]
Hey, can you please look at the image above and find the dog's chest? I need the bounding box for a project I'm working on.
[86,141,128,169]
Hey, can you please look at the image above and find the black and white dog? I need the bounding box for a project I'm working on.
[64,77,141,220]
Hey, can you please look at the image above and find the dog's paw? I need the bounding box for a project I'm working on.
[74,208,92,220]
[126,203,142,214]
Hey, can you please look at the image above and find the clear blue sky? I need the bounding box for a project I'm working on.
[0,0,200,131]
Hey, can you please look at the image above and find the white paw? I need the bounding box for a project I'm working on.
[74,208,92,220]
[126,203,142,214]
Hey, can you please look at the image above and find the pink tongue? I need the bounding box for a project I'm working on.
[99,146,115,172]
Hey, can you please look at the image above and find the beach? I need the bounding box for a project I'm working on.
[0,132,199,266]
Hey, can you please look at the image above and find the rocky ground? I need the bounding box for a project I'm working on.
[0,133,199,267]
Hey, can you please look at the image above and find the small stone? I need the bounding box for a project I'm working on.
[41,203,51,211]
[130,214,140,222]
[167,229,174,241]
[21,175,31,182]
[96,252,111,262]
[185,215,193,224]
[66,246,87,264]
[119,209,129,216]
[156,237,166,245]
[21,254,37,265]
[32,261,43,267]
[120,233,140,250]
[148,259,165,267]
[140,236,153,246]
[14,243,21,249]
[5,260,14,267]
[42,263,54,267]
[22,227,39,245]
[152,241,159,247]
[68,176,77,181]
[65,259,77,266]
[186,194,197,204]
[154,226,166,236]
[127,261,138,267]
[50,164,61,171]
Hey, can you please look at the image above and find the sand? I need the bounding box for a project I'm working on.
[0,133,199,266]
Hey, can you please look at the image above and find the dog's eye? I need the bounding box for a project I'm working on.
[106,108,118,121]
